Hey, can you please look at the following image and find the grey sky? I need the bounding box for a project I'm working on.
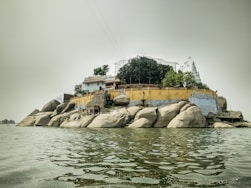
[0,0,250,122]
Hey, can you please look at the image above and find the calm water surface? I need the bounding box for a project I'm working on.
[0,125,251,188]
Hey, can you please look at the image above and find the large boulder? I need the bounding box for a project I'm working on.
[87,112,126,128]
[168,106,206,128]
[17,116,36,126]
[113,108,131,125]
[61,102,76,113]
[214,122,234,128]
[55,102,69,114]
[127,106,143,118]
[17,109,40,126]
[217,96,227,112]
[180,102,193,112]
[79,115,96,128]
[134,107,158,127]
[60,113,95,128]
[113,95,130,106]
[34,112,53,126]
[128,118,152,128]
[41,99,60,112]
[48,110,77,127]
[154,101,187,128]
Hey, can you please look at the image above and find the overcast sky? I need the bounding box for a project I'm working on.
[0,0,250,122]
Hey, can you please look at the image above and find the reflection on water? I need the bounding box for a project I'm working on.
[0,126,251,187]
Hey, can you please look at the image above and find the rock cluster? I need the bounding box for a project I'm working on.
[17,99,250,128]
[17,99,208,128]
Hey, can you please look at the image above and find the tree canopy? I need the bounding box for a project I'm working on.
[162,70,209,89]
[93,64,109,75]
[116,56,172,85]
[162,69,183,87]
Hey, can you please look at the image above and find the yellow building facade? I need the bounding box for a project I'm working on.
[71,87,218,116]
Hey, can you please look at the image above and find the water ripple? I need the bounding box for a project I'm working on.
[1,126,251,187]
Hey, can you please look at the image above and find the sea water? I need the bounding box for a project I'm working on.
[0,125,251,188]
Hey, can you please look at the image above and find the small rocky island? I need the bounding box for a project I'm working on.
[17,96,251,128]
[17,56,250,128]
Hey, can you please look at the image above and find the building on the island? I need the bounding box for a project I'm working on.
[82,75,106,93]
[182,57,202,83]
[72,57,217,116]
[71,87,218,116]
[104,76,120,90]
[63,93,74,102]
[82,75,120,93]
[191,61,202,83]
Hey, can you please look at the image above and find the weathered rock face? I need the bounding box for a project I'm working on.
[154,101,187,128]
[60,113,95,128]
[113,95,130,106]
[34,112,53,126]
[17,100,78,127]
[128,118,152,128]
[214,122,234,128]
[48,110,77,127]
[114,108,131,125]
[18,97,249,129]
[87,112,126,128]
[168,106,206,128]
[79,115,96,128]
[180,103,193,112]
[41,100,60,112]
[55,102,68,114]
[134,107,158,127]
[127,106,143,118]
[17,116,36,126]
[17,109,40,126]
[62,102,76,113]
[217,96,227,112]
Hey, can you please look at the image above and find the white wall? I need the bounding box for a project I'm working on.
[82,82,105,92]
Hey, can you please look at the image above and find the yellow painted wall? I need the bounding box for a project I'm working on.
[71,94,93,105]
[71,88,217,106]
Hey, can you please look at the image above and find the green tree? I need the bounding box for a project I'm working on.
[183,72,196,88]
[162,70,209,89]
[94,64,109,75]
[117,56,172,84]
[162,69,183,87]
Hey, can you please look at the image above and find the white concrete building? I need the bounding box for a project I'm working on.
[82,75,120,93]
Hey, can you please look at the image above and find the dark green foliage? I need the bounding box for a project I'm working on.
[183,72,196,88]
[162,69,183,87]
[162,70,209,89]
[117,56,172,84]
[0,119,15,124]
[94,65,109,75]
